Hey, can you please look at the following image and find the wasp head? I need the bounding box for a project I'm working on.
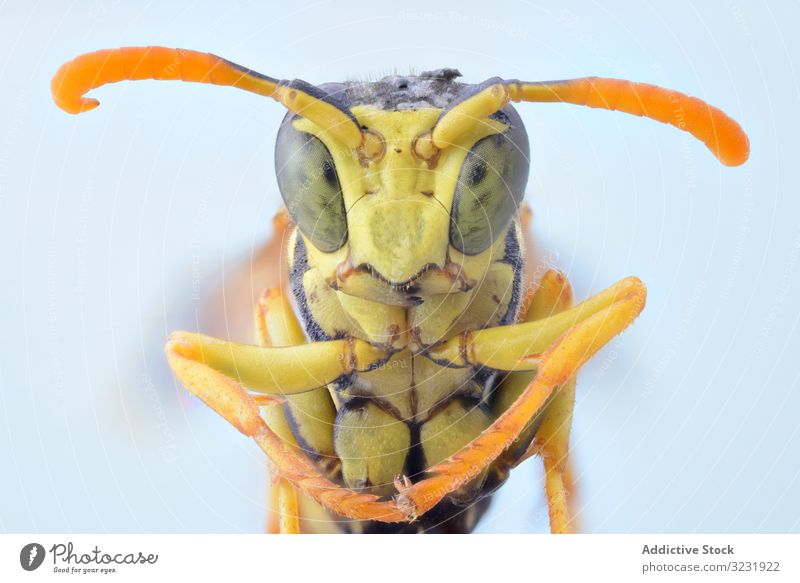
[51,47,749,312]
[275,70,530,306]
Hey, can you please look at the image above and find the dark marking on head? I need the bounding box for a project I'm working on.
[319,69,474,111]
[498,225,523,326]
[290,235,332,342]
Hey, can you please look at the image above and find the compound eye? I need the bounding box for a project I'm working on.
[275,123,347,252]
[449,132,530,255]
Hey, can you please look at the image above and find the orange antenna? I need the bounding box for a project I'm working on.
[51,46,363,148]
[506,77,749,166]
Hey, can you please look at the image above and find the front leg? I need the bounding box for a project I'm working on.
[493,269,578,533]
[166,277,644,524]
[256,288,339,534]
[166,322,407,523]
[167,331,389,398]
[426,276,644,371]
[526,271,579,534]
[395,276,646,519]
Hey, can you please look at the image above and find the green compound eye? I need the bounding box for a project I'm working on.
[450,131,529,255]
[275,123,347,253]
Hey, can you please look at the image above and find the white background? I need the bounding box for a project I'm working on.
[0,0,798,533]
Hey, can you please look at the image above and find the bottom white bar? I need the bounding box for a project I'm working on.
[1,534,797,582]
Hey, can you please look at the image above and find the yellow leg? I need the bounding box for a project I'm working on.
[256,288,305,534]
[256,290,339,473]
[168,323,406,521]
[539,450,580,533]
[166,331,387,397]
[395,277,646,519]
[493,270,574,448]
[535,373,578,534]
[275,476,300,534]
[543,458,570,533]
[166,278,644,524]
[169,286,403,522]
[563,460,580,529]
[427,276,644,371]
[256,288,343,534]
[266,478,281,534]
[526,271,577,534]
[491,270,578,533]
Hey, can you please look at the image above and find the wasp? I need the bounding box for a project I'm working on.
[52,47,749,533]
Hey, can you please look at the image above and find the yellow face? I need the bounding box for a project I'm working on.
[51,50,750,313]
[277,105,529,310]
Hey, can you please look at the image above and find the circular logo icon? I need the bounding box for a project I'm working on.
[20,543,46,571]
